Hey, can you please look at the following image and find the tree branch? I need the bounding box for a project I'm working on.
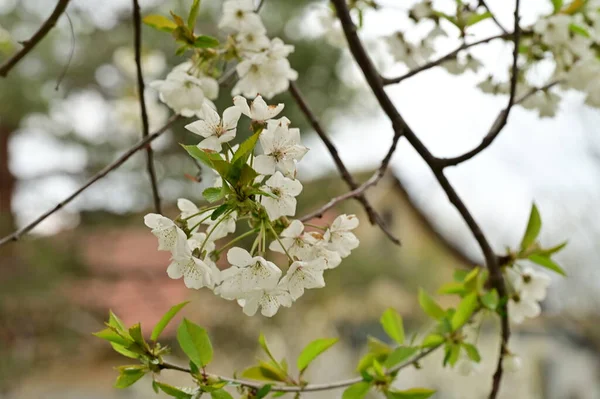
[439,3,522,169]
[289,81,400,245]
[330,1,510,397]
[0,115,180,247]
[160,346,438,393]
[479,0,508,34]
[0,0,71,78]
[132,0,162,214]
[381,33,509,86]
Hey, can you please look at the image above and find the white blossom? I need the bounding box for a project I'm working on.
[144,213,185,252]
[260,172,303,220]
[236,30,270,54]
[513,267,551,301]
[254,121,308,176]
[177,198,205,232]
[456,358,479,376]
[203,211,238,240]
[219,0,266,33]
[234,95,284,122]
[534,14,572,46]
[410,0,434,20]
[185,103,241,152]
[521,90,560,118]
[304,231,342,269]
[502,354,522,373]
[150,69,217,117]
[269,220,314,260]
[278,259,326,300]
[324,214,359,258]
[167,232,220,289]
[237,283,293,317]
[508,294,541,324]
[216,247,282,299]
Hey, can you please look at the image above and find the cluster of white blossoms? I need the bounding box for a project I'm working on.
[505,266,551,324]
[144,95,360,317]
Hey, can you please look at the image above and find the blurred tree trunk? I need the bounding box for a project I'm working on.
[0,124,15,253]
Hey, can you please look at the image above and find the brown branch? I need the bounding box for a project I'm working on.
[439,6,522,169]
[381,33,509,86]
[515,80,561,105]
[0,0,71,78]
[0,115,180,247]
[479,0,508,34]
[289,81,400,245]
[132,0,162,214]
[331,2,511,397]
[161,346,439,393]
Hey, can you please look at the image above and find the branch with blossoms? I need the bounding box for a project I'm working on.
[3,0,596,397]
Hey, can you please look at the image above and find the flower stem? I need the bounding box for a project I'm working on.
[181,204,221,221]
[215,228,260,256]
[199,209,233,254]
[266,220,294,263]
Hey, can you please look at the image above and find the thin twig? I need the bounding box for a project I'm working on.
[381,33,509,86]
[289,81,400,245]
[488,4,521,397]
[439,2,522,168]
[0,0,71,77]
[515,80,561,105]
[132,0,162,214]
[0,116,180,247]
[479,0,508,34]
[54,12,74,90]
[330,3,509,397]
[160,346,438,393]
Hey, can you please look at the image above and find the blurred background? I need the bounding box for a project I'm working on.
[2,0,600,398]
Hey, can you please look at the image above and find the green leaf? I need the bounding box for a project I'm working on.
[551,0,564,13]
[232,131,261,165]
[181,144,222,167]
[453,269,469,282]
[154,381,193,399]
[528,254,567,276]
[536,241,567,257]
[128,323,147,349]
[520,204,541,251]
[384,347,418,368]
[569,23,590,37]
[418,288,446,320]
[93,328,132,346]
[203,187,224,203]
[481,289,499,310]
[421,334,445,348]
[462,343,481,362]
[258,333,280,366]
[451,292,479,331]
[151,301,189,341]
[437,282,466,295]
[194,35,220,48]
[238,164,259,187]
[380,308,405,344]
[108,310,127,332]
[111,343,140,359]
[371,359,385,377]
[386,388,436,399]
[297,338,339,373]
[177,318,213,367]
[342,381,372,399]
[367,336,392,355]
[444,343,461,366]
[210,203,230,221]
[188,0,201,29]
[466,11,492,26]
[241,364,286,382]
[211,389,234,399]
[115,366,146,388]
[170,11,186,27]
[143,15,178,32]
[255,385,272,399]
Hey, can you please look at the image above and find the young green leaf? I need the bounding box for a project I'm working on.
[241,363,287,382]
[151,301,189,341]
[466,11,492,26]
[154,381,193,399]
[258,333,280,366]
[386,388,436,399]
[551,0,563,12]
[111,343,140,359]
[444,343,461,367]
[480,289,499,310]
[232,131,261,165]
[188,0,201,29]
[194,35,220,48]
[211,389,234,399]
[569,23,590,37]
[383,347,418,368]
[115,366,146,389]
[297,338,339,373]
[520,203,541,251]
[170,11,186,27]
[93,328,132,347]
[451,292,479,331]
[143,15,178,32]
[421,334,445,348]
[255,385,272,399]
[380,308,405,344]
[210,203,230,221]
[367,336,392,355]
[203,187,224,203]
[177,318,213,367]
[181,144,222,167]
[462,343,481,363]
[528,254,567,276]
[342,381,372,399]
[536,241,567,257]
[108,310,127,332]
[437,282,466,295]
[418,288,446,320]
